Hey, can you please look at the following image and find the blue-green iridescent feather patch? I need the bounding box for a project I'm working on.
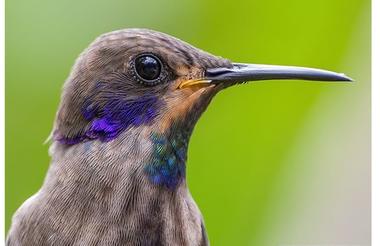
[145,125,192,189]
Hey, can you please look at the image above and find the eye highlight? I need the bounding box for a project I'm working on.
[134,54,162,85]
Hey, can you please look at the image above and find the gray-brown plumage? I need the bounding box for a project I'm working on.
[7,28,351,246]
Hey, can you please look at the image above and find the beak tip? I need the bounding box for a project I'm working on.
[339,73,354,82]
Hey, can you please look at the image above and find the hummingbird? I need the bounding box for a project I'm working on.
[7,28,351,246]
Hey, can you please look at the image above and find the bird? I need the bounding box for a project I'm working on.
[7,28,351,246]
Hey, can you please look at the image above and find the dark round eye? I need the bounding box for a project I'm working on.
[134,55,162,83]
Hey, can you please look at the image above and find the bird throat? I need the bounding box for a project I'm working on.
[145,122,193,190]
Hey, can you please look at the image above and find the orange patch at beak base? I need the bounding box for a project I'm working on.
[177,79,212,89]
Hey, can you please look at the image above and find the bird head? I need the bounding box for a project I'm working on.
[53,28,350,146]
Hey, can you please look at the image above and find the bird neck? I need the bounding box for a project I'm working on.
[144,122,192,189]
[49,121,194,193]
[33,125,205,245]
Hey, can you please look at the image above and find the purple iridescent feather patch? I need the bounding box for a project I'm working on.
[56,95,163,144]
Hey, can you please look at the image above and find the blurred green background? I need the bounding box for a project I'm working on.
[5,0,370,245]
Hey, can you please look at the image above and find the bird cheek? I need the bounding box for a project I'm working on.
[158,86,210,133]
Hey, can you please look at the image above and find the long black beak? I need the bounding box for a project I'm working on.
[205,63,352,83]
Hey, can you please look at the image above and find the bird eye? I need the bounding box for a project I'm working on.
[134,54,162,84]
